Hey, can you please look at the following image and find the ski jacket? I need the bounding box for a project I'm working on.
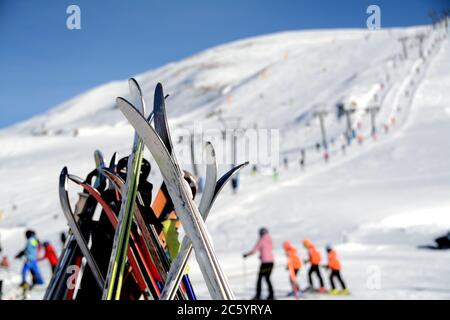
[24,237,39,262]
[283,241,302,270]
[162,219,181,262]
[248,233,274,263]
[306,243,321,266]
[40,245,59,266]
[327,249,341,271]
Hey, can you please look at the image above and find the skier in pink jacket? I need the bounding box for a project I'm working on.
[243,227,274,300]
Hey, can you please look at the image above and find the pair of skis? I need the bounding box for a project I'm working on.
[102,78,150,300]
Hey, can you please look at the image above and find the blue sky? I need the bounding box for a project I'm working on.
[0,0,448,128]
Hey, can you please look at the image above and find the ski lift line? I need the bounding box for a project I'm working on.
[285,27,443,161]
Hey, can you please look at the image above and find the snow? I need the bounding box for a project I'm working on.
[0,23,449,299]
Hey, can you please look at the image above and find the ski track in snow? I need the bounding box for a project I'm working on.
[0,25,449,299]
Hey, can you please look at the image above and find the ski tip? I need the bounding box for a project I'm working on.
[116,96,137,113]
[128,77,138,86]
[109,152,117,169]
[94,149,105,168]
[59,167,69,189]
[128,78,142,95]
[154,83,164,100]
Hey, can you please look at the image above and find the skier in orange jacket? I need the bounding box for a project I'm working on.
[303,239,325,292]
[282,241,301,297]
[326,245,348,295]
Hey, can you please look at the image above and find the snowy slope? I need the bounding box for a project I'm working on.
[0,24,449,299]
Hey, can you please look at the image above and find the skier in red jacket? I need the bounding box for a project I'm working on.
[39,242,58,273]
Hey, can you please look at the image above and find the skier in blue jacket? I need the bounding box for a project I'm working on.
[15,230,44,288]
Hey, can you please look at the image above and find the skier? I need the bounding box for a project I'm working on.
[315,142,321,151]
[231,175,239,194]
[302,239,326,293]
[243,227,274,300]
[325,245,349,295]
[39,241,59,273]
[299,149,306,169]
[282,241,301,297]
[15,230,44,289]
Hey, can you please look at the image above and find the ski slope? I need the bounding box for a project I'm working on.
[0,24,449,299]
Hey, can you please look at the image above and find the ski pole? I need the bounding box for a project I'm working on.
[243,257,247,295]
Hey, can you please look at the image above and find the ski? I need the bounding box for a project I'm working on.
[93,149,106,189]
[58,167,105,290]
[117,93,234,299]
[153,83,174,154]
[106,152,117,190]
[44,234,77,300]
[103,78,148,300]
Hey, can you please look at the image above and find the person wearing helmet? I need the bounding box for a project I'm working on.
[302,239,325,293]
[39,241,59,273]
[282,241,301,298]
[15,230,44,289]
[326,245,349,295]
[243,227,274,300]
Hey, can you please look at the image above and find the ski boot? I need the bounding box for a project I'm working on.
[19,281,30,300]
[329,289,340,296]
[339,289,350,295]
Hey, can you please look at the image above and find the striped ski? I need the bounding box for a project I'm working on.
[102,78,147,300]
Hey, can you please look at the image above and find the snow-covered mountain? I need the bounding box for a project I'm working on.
[4,27,425,135]
[0,24,449,299]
